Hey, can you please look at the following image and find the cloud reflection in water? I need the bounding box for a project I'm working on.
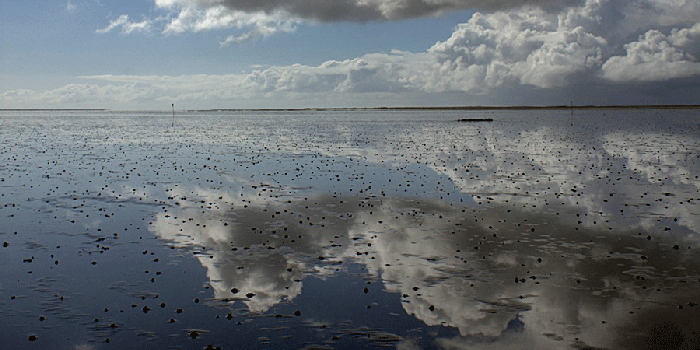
[151,184,700,349]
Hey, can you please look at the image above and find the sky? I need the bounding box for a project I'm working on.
[1,0,699,109]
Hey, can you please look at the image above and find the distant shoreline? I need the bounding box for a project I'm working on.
[196,105,700,112]
[2,105,699,112]
[0,109,107,111]
[370,105,700,110]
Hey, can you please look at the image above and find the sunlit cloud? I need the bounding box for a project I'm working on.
[602,23,700,82]
[154,5,302,45]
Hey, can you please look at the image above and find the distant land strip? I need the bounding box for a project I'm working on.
[0,109,106,111]
[195,105,700,112]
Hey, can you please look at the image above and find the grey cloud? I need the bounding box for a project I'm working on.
[162,0,586,22]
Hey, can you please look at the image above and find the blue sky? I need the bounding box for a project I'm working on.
[1,0,699,109]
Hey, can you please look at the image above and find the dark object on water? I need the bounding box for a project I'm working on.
[457,118,493,122]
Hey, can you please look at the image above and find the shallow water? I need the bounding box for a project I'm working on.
[1,108,699,349]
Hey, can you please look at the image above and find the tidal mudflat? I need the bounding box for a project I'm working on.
[1,109,699,349]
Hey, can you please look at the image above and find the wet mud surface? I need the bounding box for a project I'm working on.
[1,109,699,349]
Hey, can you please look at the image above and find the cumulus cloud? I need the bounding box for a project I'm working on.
[423,0,700,89]
[426,8,607,90]
[602,23,700,82]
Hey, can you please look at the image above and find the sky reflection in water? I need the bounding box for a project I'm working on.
[0,109,699,349]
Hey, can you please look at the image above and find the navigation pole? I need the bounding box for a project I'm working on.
[570,100,573,126]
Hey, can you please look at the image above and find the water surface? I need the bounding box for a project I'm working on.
[1,109,699,349]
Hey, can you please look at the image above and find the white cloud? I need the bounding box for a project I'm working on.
[101,4,301,44]
[66,1,77,13]
[426,8,607,90]
[71,51,430,98]
[96,14,152,34]
[601,23,700,82]
[162,6,299,35]
[218,16,299,46]
[96,14,128,34]
[1,89,36,99]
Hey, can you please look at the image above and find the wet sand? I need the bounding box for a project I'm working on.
[1,108,699,349]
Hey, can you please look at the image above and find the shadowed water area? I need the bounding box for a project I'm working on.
[1,109,699,349]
